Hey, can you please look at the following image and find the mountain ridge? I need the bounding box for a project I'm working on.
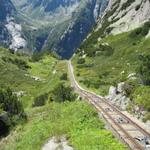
[97,0,150,35]
[0,0,108,58]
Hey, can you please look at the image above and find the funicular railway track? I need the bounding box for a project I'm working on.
[68,60,150,150]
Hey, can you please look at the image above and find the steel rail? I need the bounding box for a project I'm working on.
[68,60,150,150]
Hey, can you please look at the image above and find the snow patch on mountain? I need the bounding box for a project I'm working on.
[5,17,27,51]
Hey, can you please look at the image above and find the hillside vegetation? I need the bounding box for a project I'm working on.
[0,101,127,150]
[0,47,126,149]
[0,48,67,108]
[0,47,68,136]
[72,23,150,121]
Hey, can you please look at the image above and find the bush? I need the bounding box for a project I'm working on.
[50,83,77,103]
[137,54,150,85]
[97,44,114,56]
[31,51,42,62]
[31,50,57,62]
[81,44,114,57]
[125,79,140,96]
[132,86,150,111]
[14,58,30,70]
[143,113,150,122]
[60,73,68,80]
[2,57,30,70]
[76,72,80,76]
[130,28,143,38]
[0,87,26,123]
[81,79,102,89]
[130,21,150,38]
[32,93,48,107]
[77,58,85,64]
[0,119,9,137]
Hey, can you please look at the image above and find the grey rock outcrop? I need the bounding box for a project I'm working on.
[97,0,150,35]
[106,82,130,110]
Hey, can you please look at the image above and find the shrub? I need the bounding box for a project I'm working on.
[86,47,97,57]
[60,73,68,80]
[143,113,150,122]
[2,57,30,70]
[97,44,114,56]
[125,79,140,96]
[0,87,26,123]
[132,86,150,111]
[50,83,77,103]
[77,58,85,64]
[14,58,30,70]
[31,51,42,62]
[76,72,80,76]
[32,93,48,107]
[81,44,114,57]
[31,50,57,62]
[130,27,143,38]
[130,21,150,38]
[137,54,150,85]
[142,21,150,35]
[0,119,9,137]
[82,79,102,89]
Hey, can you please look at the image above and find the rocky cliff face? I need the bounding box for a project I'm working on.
[0,0,27,51]
[97,0,150,35]
[1,0,150,57]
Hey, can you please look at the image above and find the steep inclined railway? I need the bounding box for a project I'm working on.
[68,60,150,150]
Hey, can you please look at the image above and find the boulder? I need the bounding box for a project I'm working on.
[109,86,117,95]
[117,82,126,93]
[107,86,117,100]
[112,94,129,110]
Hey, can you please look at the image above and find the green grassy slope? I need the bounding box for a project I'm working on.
[0,47,68,108]
[0,47,127,150]
[0,101,126,150]
[72,25,150,120]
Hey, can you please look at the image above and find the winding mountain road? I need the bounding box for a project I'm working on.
[68,60,150,150]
